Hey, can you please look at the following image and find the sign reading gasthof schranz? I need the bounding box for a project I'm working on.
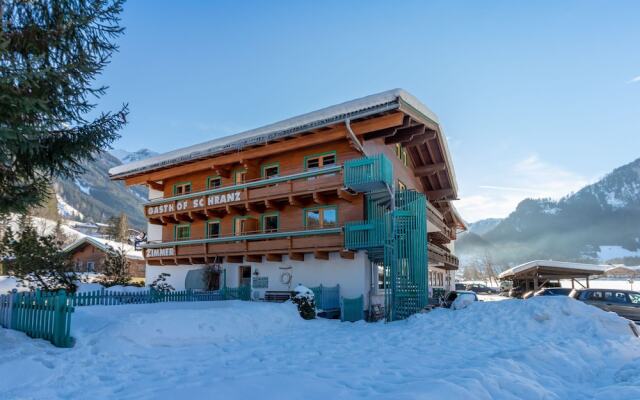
[146,247,175,257]
[147,191,242,215]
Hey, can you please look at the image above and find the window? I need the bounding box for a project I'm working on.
[587,291,604,301]
[207,176,222,189]
[305,206,337,229]
[305,152,337,171]
[175,224,191,241]
[234,169,247,184]
[394,144,408,166]
[397,180,407,191]
[262,213,279,233]
[75,260,83,271]
[376,263,385,290]
[206,221,220,238]
[261,163,280,178]
[173,182,192,195]
[629,293,640,304]
[86,261,95,273]
[234,217,257,236]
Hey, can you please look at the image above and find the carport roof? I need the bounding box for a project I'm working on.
[498,260,608,280]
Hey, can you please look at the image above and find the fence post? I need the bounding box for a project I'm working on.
[53,290,66,347]
[10,290,18,330]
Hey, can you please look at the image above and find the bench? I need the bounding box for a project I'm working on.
[264,291,293,302]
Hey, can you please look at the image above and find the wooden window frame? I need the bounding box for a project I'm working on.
[174,223,191,241]
[207,175,222,189]
[260,162,280,178]
[205,219,221,238]
[260,212,280,233]
[233,168,247,184]
[303,205,338,229]
[303,151,337,171]
[173,181,192,195]
[232,215,257,235]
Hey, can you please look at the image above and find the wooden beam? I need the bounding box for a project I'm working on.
[213,166,231,178]
[288,195,302,207]
[146,180,164,191]
[266,253,282,262]
[175,213,193,223]
[337,188,357,203]
[246,254,262,263]
[226,255,244,263]
[404,130,437,147]
[414,163,446,177]
[339,250,355,260]
[189,211,207,221]
[288,252,305,261]
[425,188,455,201]
[384,125,425,145]
[160,215,177,224]
[123,115,404,185]
[312,192,326,205]
[314,251,329,260]
[149,217,165,226]
[264,199,282,210]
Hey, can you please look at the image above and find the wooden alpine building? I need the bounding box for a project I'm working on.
[109,89,465,321]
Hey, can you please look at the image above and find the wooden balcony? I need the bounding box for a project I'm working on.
[428,243,459,270]
[145,166,349,224]
[427,201,456,243]
[143,227,350,265]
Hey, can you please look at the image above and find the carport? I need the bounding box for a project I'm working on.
[498,260,608,291]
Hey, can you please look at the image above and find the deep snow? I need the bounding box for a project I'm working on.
[1,297,640,399]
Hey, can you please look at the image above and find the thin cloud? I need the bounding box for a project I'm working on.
[628,76,640,84]
[458,154,590,222]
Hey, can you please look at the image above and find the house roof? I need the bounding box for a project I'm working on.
[108,89,456,191]
[498,260,609,280]
[63,236,144,260]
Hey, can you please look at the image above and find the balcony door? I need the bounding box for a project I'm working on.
[239,266,252,287]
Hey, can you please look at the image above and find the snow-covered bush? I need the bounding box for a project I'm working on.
[149,273,174,292]
[291,284,316,320]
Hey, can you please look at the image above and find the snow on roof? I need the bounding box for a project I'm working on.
[108,89,445,179]
[498,260,609,279]
[63,236,143,260]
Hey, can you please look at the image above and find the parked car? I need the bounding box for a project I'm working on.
[442,290,479,310]
[534,288,572,297]
[570,289,640,322]
[455,283,466,291]
[464,283,498,294]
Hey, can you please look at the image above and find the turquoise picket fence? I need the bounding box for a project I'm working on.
[309,284,340,311]
[0,290,75,348]
[0,286,251,348]
[341,295,364,322]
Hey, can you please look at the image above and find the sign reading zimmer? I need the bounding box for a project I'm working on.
[147,247,175,257]
[147,191,243,216]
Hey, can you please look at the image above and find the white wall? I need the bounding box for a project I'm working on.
[145,251,370,301]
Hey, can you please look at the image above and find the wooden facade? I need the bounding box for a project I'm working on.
[111,91,463,273]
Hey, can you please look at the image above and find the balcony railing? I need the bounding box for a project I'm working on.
[427,244,459,269]
[344,218,388,250]
[343,153,393,193]
[146,165,343,206]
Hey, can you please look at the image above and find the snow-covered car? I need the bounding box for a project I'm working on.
[442,290,479,310]
[570,289,640,322]
[534,288,572,297]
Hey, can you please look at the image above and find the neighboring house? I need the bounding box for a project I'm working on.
[63,236,145,278]
[604,265,640,279]
[68,221,111,238]
[108,89,465,321]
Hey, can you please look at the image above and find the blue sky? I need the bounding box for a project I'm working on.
[97,0,640,222]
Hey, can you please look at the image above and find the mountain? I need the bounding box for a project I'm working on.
[54,149,156,229]
[466,218,503,236]
[457,157,640,267]
[110,148,159,164]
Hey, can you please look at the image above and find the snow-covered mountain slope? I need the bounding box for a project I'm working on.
[458,157,640,266]
[55,150,156,228]
[110,148,159,164]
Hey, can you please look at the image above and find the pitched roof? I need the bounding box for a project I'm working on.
[108,89,453,184]
[63,236,144,260]
[498,260,609,279]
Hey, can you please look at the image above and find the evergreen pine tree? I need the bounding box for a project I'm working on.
[106,212,129,242]
[99,245,131,287]
[1,215,77,291]
[0,0,128,214]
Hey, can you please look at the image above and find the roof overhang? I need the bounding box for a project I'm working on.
[498,260,608,280]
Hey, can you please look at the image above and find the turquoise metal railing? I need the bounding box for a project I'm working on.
[344,218,387,249]
[343,153,393,192]
[309,284,340,311]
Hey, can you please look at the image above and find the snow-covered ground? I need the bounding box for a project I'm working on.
[1,297,640,399]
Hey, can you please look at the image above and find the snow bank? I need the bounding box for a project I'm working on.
[1,297,639,399]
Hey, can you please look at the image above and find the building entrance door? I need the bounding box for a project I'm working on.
[239,266,252,287]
